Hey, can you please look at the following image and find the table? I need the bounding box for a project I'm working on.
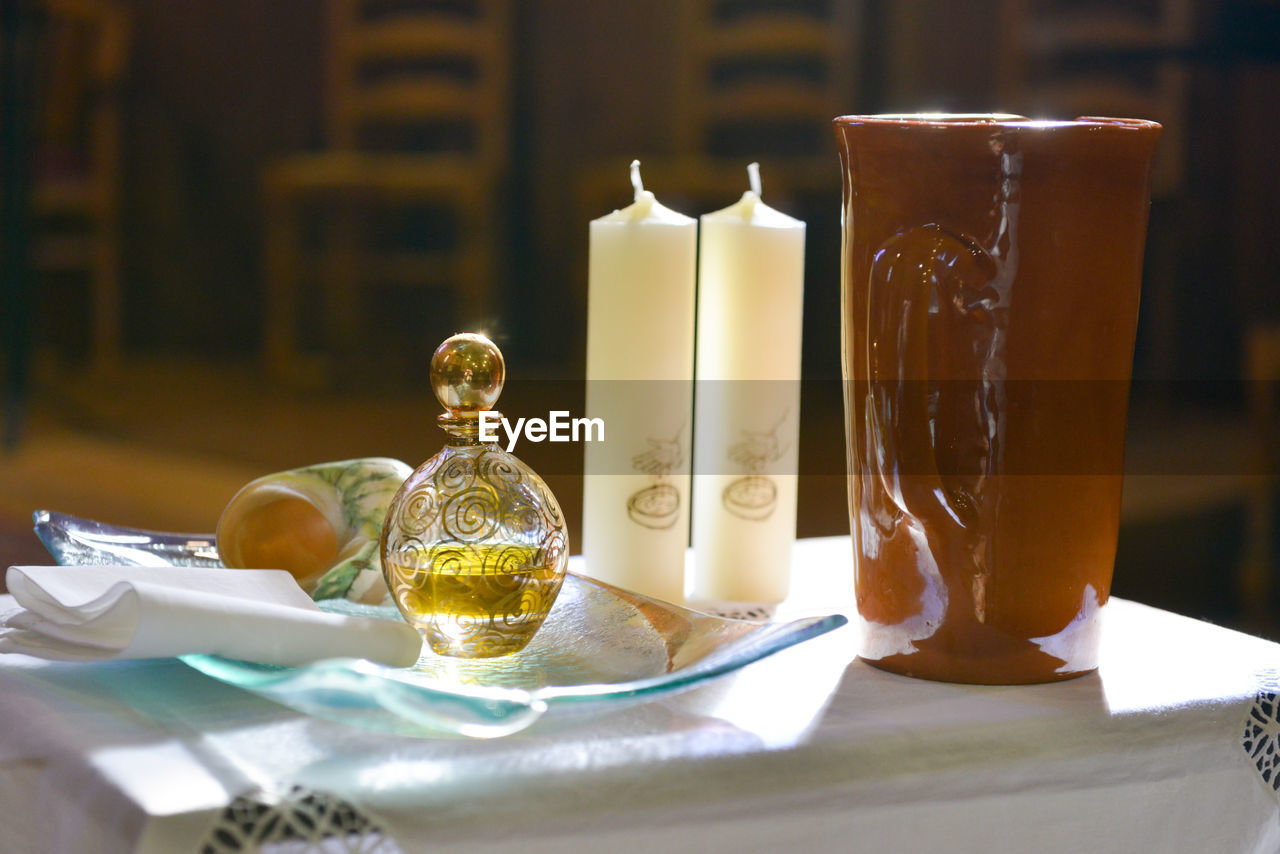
[1,537,1279,853]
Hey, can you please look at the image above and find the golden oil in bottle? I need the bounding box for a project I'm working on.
[384,543,564,657]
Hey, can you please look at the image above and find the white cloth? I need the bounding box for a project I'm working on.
[0,565,422,667]
[0,539,1278,854]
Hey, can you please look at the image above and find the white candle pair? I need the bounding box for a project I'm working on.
[584,162,805,604]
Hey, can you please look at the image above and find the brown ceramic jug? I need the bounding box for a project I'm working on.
[833,114,1161,684]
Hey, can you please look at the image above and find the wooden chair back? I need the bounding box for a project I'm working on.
[37,0,128,150]
[29,0,129,372]
[997,0,1191,196]
[325,0,509,171]
[674,0,856,162]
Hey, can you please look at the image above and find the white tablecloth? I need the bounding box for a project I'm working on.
[1,536,1278,853]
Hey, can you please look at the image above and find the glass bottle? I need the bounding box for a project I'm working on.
[380,333,568,658]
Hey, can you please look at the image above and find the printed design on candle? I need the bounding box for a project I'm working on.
[383,446,568,657]
[627,426,686,530]
[722,408,790,521]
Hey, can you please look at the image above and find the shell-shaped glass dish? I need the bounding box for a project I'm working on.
[33,510,847,738]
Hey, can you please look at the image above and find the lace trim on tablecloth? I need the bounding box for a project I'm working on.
[1243,669,1280,800]
[198,784,400,853]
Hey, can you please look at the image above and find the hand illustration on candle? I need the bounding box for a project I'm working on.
[723,409,789,521]
[627,427,685,530]
[691,162,805,603]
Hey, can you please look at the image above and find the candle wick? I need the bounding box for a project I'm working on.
[630,159,644,201]
[747,162,762,198]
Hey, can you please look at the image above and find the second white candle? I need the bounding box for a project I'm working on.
[692,164,805,603]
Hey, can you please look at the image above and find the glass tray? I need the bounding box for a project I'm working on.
[33,510,846,738]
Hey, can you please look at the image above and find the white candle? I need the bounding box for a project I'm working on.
[692,164,805,602]
[582,161,697,603]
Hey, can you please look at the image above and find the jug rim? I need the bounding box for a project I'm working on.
[833,113,1161,132]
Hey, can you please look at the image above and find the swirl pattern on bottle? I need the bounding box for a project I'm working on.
[381,444,569,658]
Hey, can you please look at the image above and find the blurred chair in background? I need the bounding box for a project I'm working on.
[579,0,856,221]
[670,0,857,198]
[998,0,1191,195]
[29,0,130,375]
[263,0,509,384]
[997,0,1192,385]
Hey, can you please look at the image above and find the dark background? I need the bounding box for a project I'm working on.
[49,0,1275,380]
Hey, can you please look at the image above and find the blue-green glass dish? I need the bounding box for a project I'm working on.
[32,509,846,739]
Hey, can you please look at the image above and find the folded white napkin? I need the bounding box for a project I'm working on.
[0,565,423,668]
